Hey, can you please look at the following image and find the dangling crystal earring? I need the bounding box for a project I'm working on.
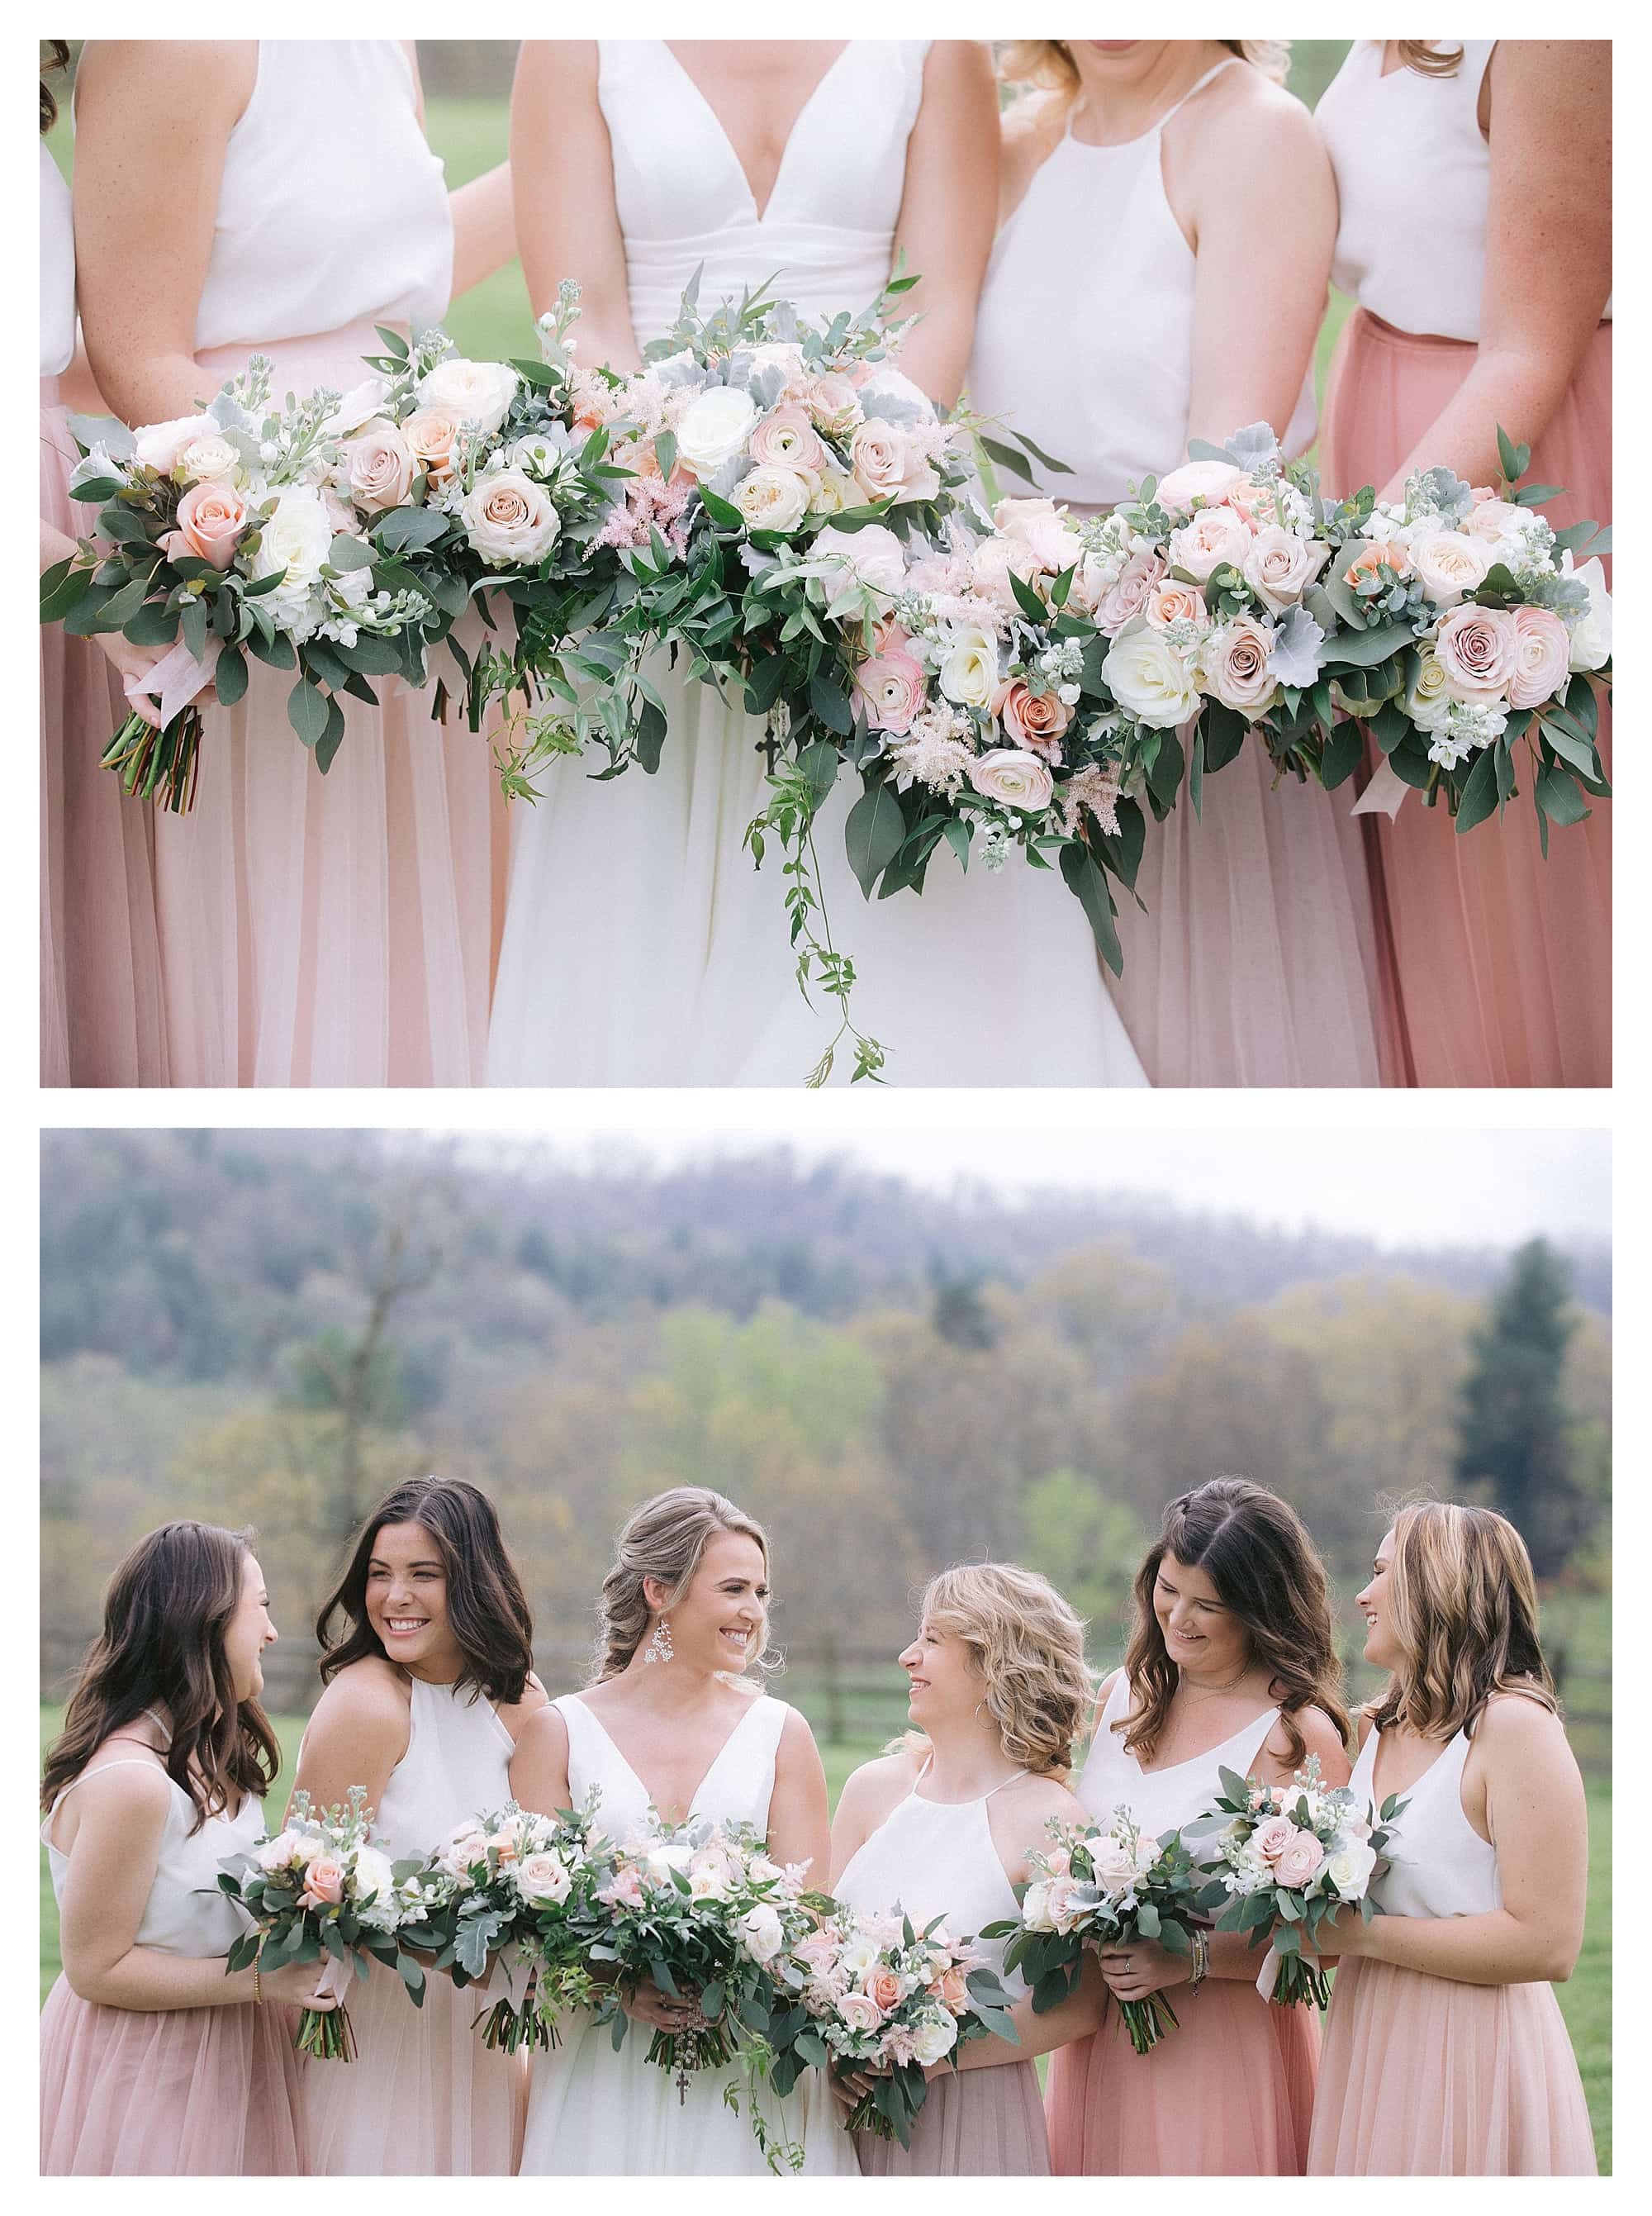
[644,1614,674,1667]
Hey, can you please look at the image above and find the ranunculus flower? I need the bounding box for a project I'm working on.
[803,371,863,437]
[837,1990,885,2033]
[1273,1832,1327,1887]
[1103,625,1200,727]
[418,356,520,437]
[938,624,999,710]
[676,386,760,479]
[1169,504,1253,583]
[403,407,464,485]
[854,649,928,735]
[814,521,907,597]
[176,432,241,486]
[1506,605,1572,710]
[299,1855,346,1908]
[1095,549,1169,637]
[1410,530,1492,608]
[1241,524,1328,615]
[1464,497,1527,546]
[850,418,938,506]
[162,480,249,572]
[1201,615,1280,718]
[733,464,810,534]
[748,402,828,476]
[968,747,1055,812]
[515,1852,572,1906]
[1145,582,1207,632]
[994,677,1072,760]
[1154,458,1244,512]
[345,417,415,515]
[135,415,213,474]
[1562,553,1612,671]
[461,468,561,567]
[1251,1815,1300,1864]
[1435,602,1520,703]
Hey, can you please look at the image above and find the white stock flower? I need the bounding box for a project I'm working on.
[418,357,520,436]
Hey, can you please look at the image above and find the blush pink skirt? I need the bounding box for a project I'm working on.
[856,2059,1050,2176]
[1307,1954,1596,2175]
[1320,310,1612,1087]
[40,1974,305,2174]
[1046,1979,1318,2176]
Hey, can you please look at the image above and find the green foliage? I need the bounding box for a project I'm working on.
[1019,1471,1146,1654]
[1455,1240,1586,1576]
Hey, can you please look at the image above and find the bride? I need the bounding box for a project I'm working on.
[489,40,1147,1088]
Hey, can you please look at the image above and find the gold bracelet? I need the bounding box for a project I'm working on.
[1189,1928,1209,1991]
[253,1957,263,2005]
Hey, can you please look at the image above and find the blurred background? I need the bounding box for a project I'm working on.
[41,40,1359,405]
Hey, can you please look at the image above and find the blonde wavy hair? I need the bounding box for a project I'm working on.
[1370,1500,1558,1743]
[592,1486,775,1683]
[897,1563,1093,1777]
[999,40,1290,97]
[1396,42,1465,77]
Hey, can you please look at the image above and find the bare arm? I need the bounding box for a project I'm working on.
[508,1702,572,1816]
[767,1709,832,1887]
[401,41,515,301]
[1178,80,1335,450]
[828,1752,914,1888]
[890,41,1000,407]
[288,1665,410,1824]
[957,1775,1104,2070]
[1326,1698,1588,1985]
[1377,42,1612,498]
[510,40,638,371]
[73,40,256,426]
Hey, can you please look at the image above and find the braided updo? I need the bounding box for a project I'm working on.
[592,1487,774,1683]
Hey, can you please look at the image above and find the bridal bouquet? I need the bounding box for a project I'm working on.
[216,1786,431,2061]
[771,1904,1018,2147]
[408,1795,605,2053]
[1187,1757,1407,2009]
[982,1806,1203,2055]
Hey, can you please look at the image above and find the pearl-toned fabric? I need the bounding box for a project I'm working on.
[40,141,75,376]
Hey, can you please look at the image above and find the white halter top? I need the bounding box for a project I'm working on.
[557,1691,790,1839]
[40,140,75,377]
[970,58,1317,505]
[370,1674,515,1861]
[1351,1719,1502,1918]
[596,40,928,347]
[1076,1672,1281,1839]
[835,1756,1028,1993]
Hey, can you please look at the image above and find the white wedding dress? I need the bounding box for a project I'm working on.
[487,39,1147,1087]
[517,1693,855,2175]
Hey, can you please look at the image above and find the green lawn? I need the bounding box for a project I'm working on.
[37,1706,1610,2171]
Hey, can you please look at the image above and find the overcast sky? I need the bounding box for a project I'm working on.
[433,1120,1611,1253]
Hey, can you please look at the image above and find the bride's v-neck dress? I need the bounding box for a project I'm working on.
[487,40,1146,1088]
[517,1692,856,2175]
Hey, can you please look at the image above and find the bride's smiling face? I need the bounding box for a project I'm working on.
[645,1531,769,1673]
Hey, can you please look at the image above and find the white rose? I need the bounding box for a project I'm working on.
[1021,1880,1052,1930]
[257,1829,301,1871]
[1403,648,1455,731]
[515,1852,573,1907]
[351,1846,396,1907]
[1241,524,1328,615]
[509,432,563,481]
[837,1933,880,1981]
[1102,625,1201,728]
[938,623,999,710]
[676,386,760,479]
[967,747,1055,812]
[417,357,520,437]
[734,464,811,534]
[135,416,213,474]
[813,521,907,596]
[911,2014,958,2066]
[250,487,334,597]
[461,468,561,568]
[176,432,241,486]
[1326,1838,1378,1901]
[1562,553,1612,671]
[1154,458,1245,512]
[1086,1833,1142,1888]
[738,1905,786,1964]
[324,375,392,439]
[1409,530,1491,609]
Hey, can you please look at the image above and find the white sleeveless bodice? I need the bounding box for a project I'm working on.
[1351,1721,1501,1918]
[597,41,928,347]
[835,1761,1027,1995]
[40,140,75,377]
[557,1691,790,1838]
[45,1757,262,1956]
[970,59,1317,505]
[1077,1672,1281,1839]
[188,40,451,352]
[373,1675,515,1861]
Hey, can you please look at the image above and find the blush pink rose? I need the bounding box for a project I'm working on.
[1273,1832,1326,1888]
[993,677,1073,761]
[967,748,1055,812]
[1435,602,1520,703]
[854,649,928,735]
[1200,615,1280,718]
[851,418,938,505]
[346,417,416,514]
[1095,549,1169,637]
[1505,605,1572,710]
[1145,582,1206,631]
[299,1855,346,1908]
[1251,1814,1299,1864]
[162,480,249,572]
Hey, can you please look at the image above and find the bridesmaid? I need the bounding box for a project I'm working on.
[831,1563,1106,2176]
[1045,1477,1351,2174]
[70,40,519,1086]
[293,1477,546,2174]
[969,40,1385,1087]
[1317,42,1612,1087]
[39,40,170,1087]
[40,1522,330,2173]
[1307,1501,1596,2174]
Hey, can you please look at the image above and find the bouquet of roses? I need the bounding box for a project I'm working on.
[1187,1757,1407,2009]
[216,1786,433,2061]
[982,1806,1203,2055]
[769,1903,1018,2147]
[406,1795,606,2053]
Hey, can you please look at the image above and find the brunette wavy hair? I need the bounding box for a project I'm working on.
[592,1486,775,1683]
[41,1521,280,1833]
[316,1477,534,1704]
[999,40,1291,97]
[902,1562,1093,1778]
[1369,1500,1558,1741]
[1119,1478,1350,1767]
[40,41,70,134]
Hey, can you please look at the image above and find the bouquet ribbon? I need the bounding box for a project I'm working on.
[1254,1943,1279,2002]
[1350,760,1411,820]
[126,635,222,725]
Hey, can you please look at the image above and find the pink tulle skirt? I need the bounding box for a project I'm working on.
[1046,1981,1319,2176]
[856,2058,1050,2176]
[40,388,170,1086]
[1319,310,1612,1087]
[150,323,507,1087]
[39,1973,306,2175]
[1307,1955,1596,2175]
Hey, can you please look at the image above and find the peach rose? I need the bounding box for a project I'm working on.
[1169,504,1253,583]
[1251,1815,1300,1865]
[1273,1832,1326,1888]
[1505,605,1572,711]
[854,649,928,735]
[937,1965,971,2012]
[994,677,1073,761]
[1344,540,1412,593]
[866,1968,906,2014]
[1434,602,1520,703]
[1145,582,1206,631]
[748,402,828,476]
[1200,616,1280,718]
[162,480,249,572]
[299,1855,346,1908]
[345,417,415,515]
[403,407,464,485]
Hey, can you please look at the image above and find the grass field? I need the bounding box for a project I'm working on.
[38,1705,1611,2171]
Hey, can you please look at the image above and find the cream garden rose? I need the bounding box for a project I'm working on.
[1409,529,1492,608]
[175,432,241,486]
[814,521,907,596]
[1168,504,1253,583]
[1403,646,1455,730]
[134,415,214,475]
[734,464,811,534]
[1102,624,1200,727]
[345,418,415,515]
[461,468,561,567]
[1241,524,1328,615]
[1154,457,1244,511]
[418,356,520,437]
